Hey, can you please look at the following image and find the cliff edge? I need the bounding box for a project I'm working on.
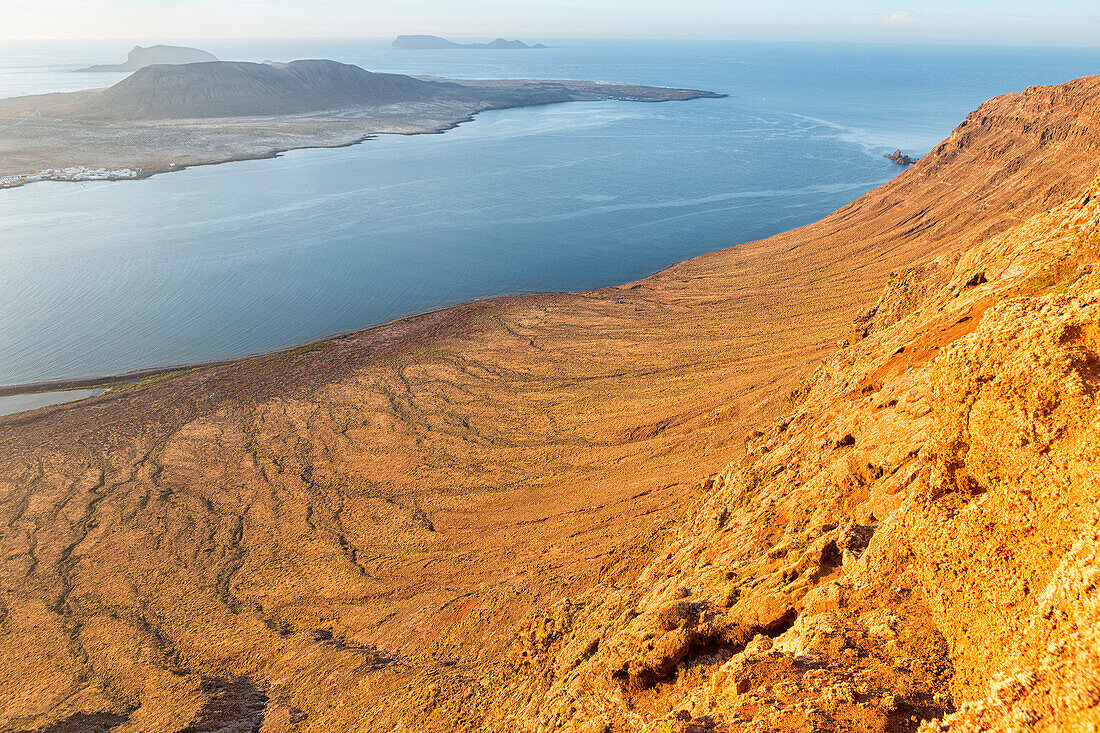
[3,77,1100,732]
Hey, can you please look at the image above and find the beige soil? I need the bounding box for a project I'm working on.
[2,75,1100,733]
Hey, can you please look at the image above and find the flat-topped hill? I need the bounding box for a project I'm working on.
[393,35,548,49]
[59,59,455,119]
[0,59,718,124]
[0,61,721,186]
[67,59,455,119]
[75,44,218,72]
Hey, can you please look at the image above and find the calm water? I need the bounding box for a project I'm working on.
[2,40,1100,385]
[0,389,105,417]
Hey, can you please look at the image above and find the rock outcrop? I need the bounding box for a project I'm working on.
[885,149,919,165]
[479,171,1100,733]
[4,75,1100,732]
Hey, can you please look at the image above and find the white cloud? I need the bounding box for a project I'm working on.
[887,11,915,24]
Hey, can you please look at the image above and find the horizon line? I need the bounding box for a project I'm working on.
[3,35,1100,50]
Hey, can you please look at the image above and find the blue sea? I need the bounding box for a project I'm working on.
[2,39,1100,386]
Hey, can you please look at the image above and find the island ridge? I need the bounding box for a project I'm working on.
[0,59,721,188]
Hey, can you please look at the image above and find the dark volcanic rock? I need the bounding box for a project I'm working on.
[885,148,919,165]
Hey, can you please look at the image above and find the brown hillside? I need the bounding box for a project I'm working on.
[4,76,1100,732]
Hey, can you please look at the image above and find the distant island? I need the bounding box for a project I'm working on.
[884,148,919,165]
[0,59,721,187]
[393,35,548,50]
[57,60,465,119]
[75,44,219,72]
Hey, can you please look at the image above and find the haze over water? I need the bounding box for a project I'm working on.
[4,39,1100,386]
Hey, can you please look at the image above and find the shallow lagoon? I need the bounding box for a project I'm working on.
[0,389,105,417]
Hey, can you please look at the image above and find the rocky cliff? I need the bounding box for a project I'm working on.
[3,77,1100,732]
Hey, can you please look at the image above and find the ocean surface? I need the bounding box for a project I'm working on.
[3,39,1100,386]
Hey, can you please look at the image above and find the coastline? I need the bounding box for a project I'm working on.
[0,80,728,396]
[0,299,470,396]
[0,218,739,399]
[0,115,448,191]
[0,80,724,190]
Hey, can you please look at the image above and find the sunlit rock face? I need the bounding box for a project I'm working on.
[5,76,1100,732]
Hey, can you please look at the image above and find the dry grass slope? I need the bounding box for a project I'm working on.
[4,75,1100,732]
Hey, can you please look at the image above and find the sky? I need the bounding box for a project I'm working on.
[3,0,1100,45]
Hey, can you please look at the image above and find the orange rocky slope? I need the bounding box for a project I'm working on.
[4,77,1100,732]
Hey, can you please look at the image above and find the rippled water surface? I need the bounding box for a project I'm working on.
[3,40,1100,385]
